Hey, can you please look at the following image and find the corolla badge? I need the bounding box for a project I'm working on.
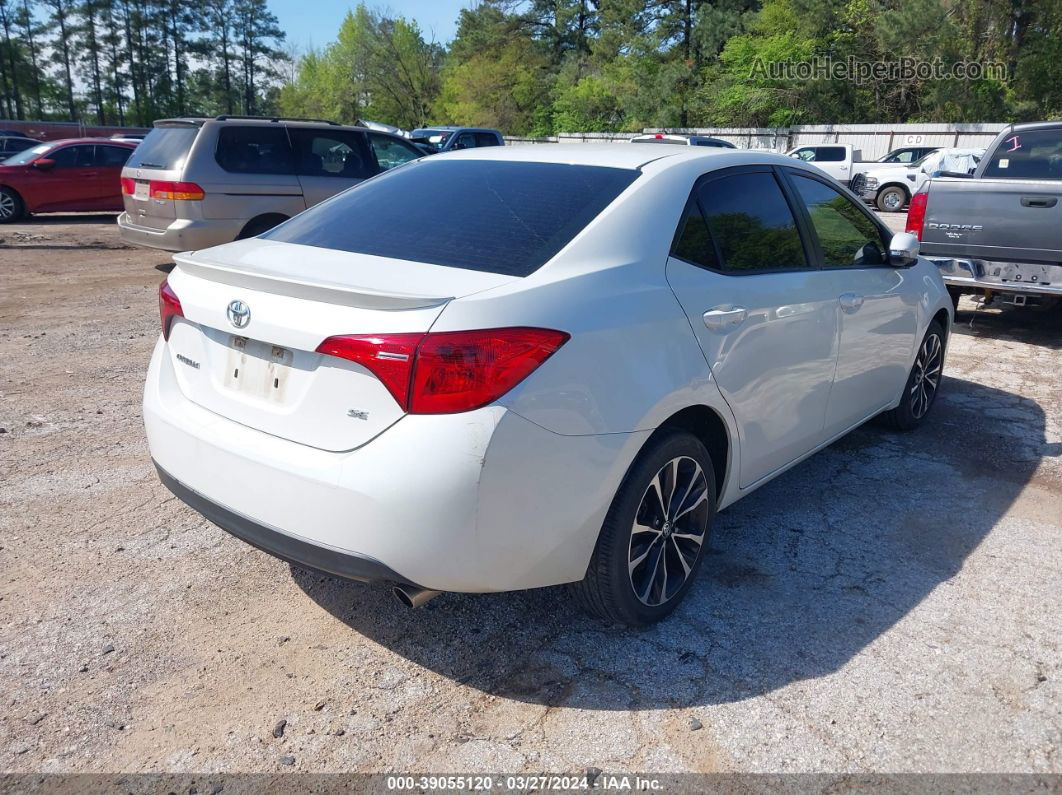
[227,300,251,329]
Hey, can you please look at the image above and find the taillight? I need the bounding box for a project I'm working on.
[159,280,184,340]
[314,333,423,410]
[149,180,205,201]
[120,177,135,195]
[315,327,569,414]
[906,186,929,240]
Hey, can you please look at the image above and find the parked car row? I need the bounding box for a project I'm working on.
[0,116,511,247]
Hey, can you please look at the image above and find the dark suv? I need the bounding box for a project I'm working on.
[410,127,504,154]
[118,116,425,251]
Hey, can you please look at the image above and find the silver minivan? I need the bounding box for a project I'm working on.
[118,116,424,251]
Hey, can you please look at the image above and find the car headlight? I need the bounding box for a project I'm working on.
[864,177,879,189]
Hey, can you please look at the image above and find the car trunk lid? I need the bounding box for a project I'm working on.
[163,239,515,451]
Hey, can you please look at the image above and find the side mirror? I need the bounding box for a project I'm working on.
[889,232,919,267]
[32,158,55,170]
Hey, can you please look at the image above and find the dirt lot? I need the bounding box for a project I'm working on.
[1,214,1060,775]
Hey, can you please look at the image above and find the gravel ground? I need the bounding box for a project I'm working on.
[1,213,1060,775]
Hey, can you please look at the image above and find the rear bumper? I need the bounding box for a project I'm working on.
[155,462,419,586]
[118,212,243,252]
[929,257,1062,296]
[143,337,642,593]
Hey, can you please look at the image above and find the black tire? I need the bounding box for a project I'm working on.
[571,429,716,626]
[881,320,946,431]
[875,185,908,213]
[0,186,24,223]
[236,214,286,240]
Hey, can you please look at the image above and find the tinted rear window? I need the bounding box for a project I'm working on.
[264,160,638,276]
[215,126,294,175]
[126,126,199,170]
[982,128,1062,179]
[816,147,846,162]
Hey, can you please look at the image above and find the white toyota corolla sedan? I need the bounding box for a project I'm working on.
[145,144,952,625]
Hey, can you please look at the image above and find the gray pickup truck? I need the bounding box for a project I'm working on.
[910,121,1062,310]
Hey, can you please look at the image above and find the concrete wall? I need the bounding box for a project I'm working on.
[505,123,1008,159]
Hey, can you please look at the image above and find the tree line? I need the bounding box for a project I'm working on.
[0,0,287,126]
[280,0,1062,136]
[3,0,1061,134]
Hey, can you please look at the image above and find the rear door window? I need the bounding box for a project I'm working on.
[95,145,133,167]
[816,146,846,162]
[264,160,638,276]
[215,126,294,175]
[694,171,807,272]
[291,129,372,179]
[474,132,501,147]
[126,126,199,170]
[368,133,422,172]
[452,132,477,150]
[982,128,1062,179]
[671,200,719,269]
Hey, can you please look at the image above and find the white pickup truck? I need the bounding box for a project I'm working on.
[850,148,985,212]
[785,144,861,186]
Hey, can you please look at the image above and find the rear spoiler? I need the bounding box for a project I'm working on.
[173,253,456,311]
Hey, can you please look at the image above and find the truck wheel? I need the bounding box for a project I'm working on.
[876,186,908,213]
[0,187,24,223]
[570,429,716,626]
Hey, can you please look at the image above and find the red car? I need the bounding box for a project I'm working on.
[0,137,137,223]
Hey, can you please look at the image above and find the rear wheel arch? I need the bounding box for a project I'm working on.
[652,405,731,500]
[236,213,288,240]
[932,306,951,344]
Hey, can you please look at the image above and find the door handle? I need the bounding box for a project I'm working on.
[838,292,865,313]
[1021,196,1057,208]
[703,306,748,332]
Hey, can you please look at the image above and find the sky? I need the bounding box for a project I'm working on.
[270,0,475,53]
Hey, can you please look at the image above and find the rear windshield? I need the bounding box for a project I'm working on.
[982,128,1062,179]
[264,160,638,276]
[125,125,199,170]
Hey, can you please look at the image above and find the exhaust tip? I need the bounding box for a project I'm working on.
[393,585,441,609]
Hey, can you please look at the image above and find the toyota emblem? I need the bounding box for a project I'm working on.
[227,300,251,329]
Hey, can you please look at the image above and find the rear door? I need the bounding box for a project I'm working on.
[665,167,839,488]
[291,127,374,206]
[89,143,133,209]
[784,169,918,435]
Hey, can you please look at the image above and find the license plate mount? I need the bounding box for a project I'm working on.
[224,336,293,403]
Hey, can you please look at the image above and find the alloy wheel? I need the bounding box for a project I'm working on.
[883,190,903,211]
[628,456,710,606]
[0,192,15,220]
[910,332,942,419]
